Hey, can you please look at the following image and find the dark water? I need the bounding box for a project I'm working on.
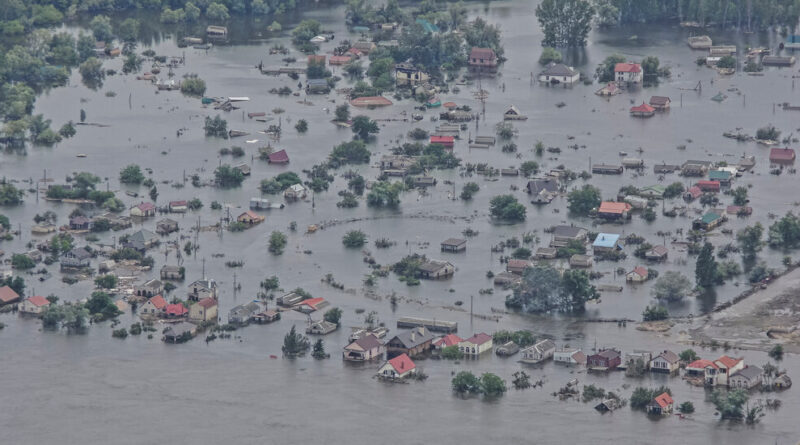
[1,1,799,443]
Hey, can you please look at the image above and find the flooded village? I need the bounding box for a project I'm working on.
[2,0,800,444]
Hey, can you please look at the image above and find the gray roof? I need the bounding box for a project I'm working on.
[418,260,450,273]
[527,179,559,193]
[307,79,328,87]
[130,229,157,243]
[732,365,763,380]
[164,322,194,336]
[66,247,91,260]
[553,225,585,238]
[349,333,382,350]
[655,350,679,363]
[388,327,435,348]
[541,62,577,77]
[441,238,467,247]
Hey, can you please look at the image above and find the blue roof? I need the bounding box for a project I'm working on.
[415,18,440,34]
[593,233,621,248]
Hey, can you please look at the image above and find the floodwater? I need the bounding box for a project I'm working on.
[1,1,800,443]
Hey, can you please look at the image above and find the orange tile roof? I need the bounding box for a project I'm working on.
[653,392,673,408]
[716,355,741,368]
[388,353,416,373]
[598,201,631,214]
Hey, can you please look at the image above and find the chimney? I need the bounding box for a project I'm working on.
[410,331,416,342]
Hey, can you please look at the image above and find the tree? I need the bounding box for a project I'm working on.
[79,58,104,87]
[295,119,308,133]
[323,307,342,326]
[452,371,482,394]
[480,373,507,397]
[291,19,322,46]
[732,186,748,206]
[204,115,228,137]
[11,254,35,270]
[641,56,660,78]
[695,242,719,288]
[596,54,626,82]
[567,185,601,216]
[737,223,763,260]
[269,231,287,255]
[180,76,206,97]
[440,345,462,359]
[538,47,562,65]
[260,275,280,292]
[536,0,594,47]
[334,104,350,122]
[149,186,158,202]
[663,182,684,199]
[756,125,780,141]
[206,2,230,21]
[85,291,121,321]
[768,344,784,361]
[282,325,310,356]
[489,195,526,222]
[630,386,671,410]
[711,388,749,420]
[679,349,699,363]
[768,212,800,248]
[560,269,598,311]
[507,264,563,312]
[460,182,480,200]
[312,339,328,359]
[519,161,540,177]
[0,184,23,206]
[642,305,668,321]
[367,181,403,208]
[214,165,244,188]
[187,198,203,210]
[351,115,379,140]
[59,122,76,138]
[330,140,371,165]
[343,230,367,248]
[678,401,695,414]
[119,164,145,184]
[94,274,117,289]
[652,271,692,302]
[90,15,113,42]
[716,55,736,69]
[122,53,141,74]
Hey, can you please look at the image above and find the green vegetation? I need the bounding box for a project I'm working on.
[85,291,121,321]
[180,75,207,97]
[282,325,310,356]
[737,223,764,260]
[716,55,736,69]
[204,115,228,138]
[679,349,698,363]
[506,264,597,313]
[710,388,749,420]
[260,172,301,194]
[492,330,535,347]
[567,185,601,216]
[489,195,526,222]
[214,165,244,188]
[312,339,328,359]
[768,212,800,248]
[538,47,563,65]
[642,305,668,321]
[334,104,350,122]
[269,231,287,255]
[295,119,308,133]
[630,386,671,411]
[652,271,692,302]
[756,125,781,141]
[323,307,342,326]
[11,254,35,270]
[520,161,539,177]
[330,140,371,166]
[342,230,367,248]
[452,371,482,394]
[768,344,784,361]
[0,183,23,206]
[536,0,594,47]
[678,401,695,414]
[42,303,89,332]
[480,373,507,397]
[94,274,117,289]
[663,182,684,199]
[695,242,720,288]
[460,182,480,200]
[119,164,145,185]
[367,181,403,208]
[440,345,462,359]
[595,54,626,82]
[351,116,380,140]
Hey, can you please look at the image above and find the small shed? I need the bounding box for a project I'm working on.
[441,238,467,253]
[268,149,290,164]
[630,102,655,117]
[649,96,671,111]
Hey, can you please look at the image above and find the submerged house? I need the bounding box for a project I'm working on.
[520,339,556,364]
[268,149,290,164]
[769,147,796,165]
[588,349,622,371]
[597,202,632,220]
[188,279,217,301]
[418,260,454,279]
[646,392,674,416]
[19,295,51,315]
[526,178,559,204]
[649,96,671,111]
[228,301,264,325]
[189,297,218,323]
[169,200,187,213]
[394,63,429,87]
[506,259,533,274]
[538,62,580,85]
[630,102,655,117]
[554,347,586,365]
[458,333,493,356]
[385,327,435,358]
[61,247,91,270]
[551,225,587,247]
[468,47,497,72]
[440,238,467,253]
[343,334,385,361]
[729,365,764,390]
[134,279,163,298]
[693,211,726,230]
[140,295,167,315]
[503,105,528,120]
[306,319,338,335]
[237,210,265,225]
[0,286,21,306]
[650,350,680,373]
[615,62,643,84]
[130,202,156,217]
[705,355,745,386]
[378,353,416,379]
[156,218,179,235]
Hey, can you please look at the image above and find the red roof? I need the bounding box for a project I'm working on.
[464,332,492,346]
[469,47,496,60]
[166,303,188,316]
[632,266,648,277]
[769,147,796,162]
[148,295,167,310]
[630,102,655,113]
[137,202,156,211]
[687,359,717,370]
[346,48,363,57]
[300,297,326,310]
[240,210,261,220]
[434,334,463,347]
[268,149,289,164]
[197,297,217,309]
[388,353,416,373]
[430,135,454,146]
[507,259,532,270]
[169,200,187,207]
[653,392,673,408]
[350,96,393,107]
[686,186,702,199]
[443,102,457,109]
[27,295,50,307]
[716,355,741,369]
[329,55,352,65]
[599,201,632,214]
[696,180,720,191]
[308,55,326,64]
[615,62,641,73]
[0,285,20,304]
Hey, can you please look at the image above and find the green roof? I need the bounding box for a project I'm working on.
[709,170,732,180]
[701,212,721,224]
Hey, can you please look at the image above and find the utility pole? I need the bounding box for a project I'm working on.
[202,257,206,279]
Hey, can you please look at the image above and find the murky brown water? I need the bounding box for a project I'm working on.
[1,1,799,443]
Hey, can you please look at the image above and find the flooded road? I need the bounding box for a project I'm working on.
[1,1,799,443]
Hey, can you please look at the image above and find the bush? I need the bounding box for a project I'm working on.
[112,328,128,338]
[642,305,668,321]
[539,47,563,65]
[181,75,206,97]
[440,345,462,359]
[489,195,526,222]
[119,164,145,184]
[94,274,117,289]
[269,231,287,255]
[343,230,367,248]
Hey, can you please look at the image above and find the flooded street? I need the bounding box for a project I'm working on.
[1,1,800,443]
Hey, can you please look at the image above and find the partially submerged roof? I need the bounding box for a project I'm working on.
[350,96,393,107]
[541,62,577,77]
[615,62,641,73]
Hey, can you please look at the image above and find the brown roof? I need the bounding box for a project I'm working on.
[349,334,382,351]
[469,47,496,60]
[0,286,20,304]
[197,297,217,309]
[649,96,671,106]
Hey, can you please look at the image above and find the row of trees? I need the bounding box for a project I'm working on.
[506,264,598,313]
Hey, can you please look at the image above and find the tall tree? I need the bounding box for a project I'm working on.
[536,0,594,47]
[695,242,719,287]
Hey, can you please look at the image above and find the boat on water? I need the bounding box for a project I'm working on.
[76,154,87,158]
[228,130,250,138]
